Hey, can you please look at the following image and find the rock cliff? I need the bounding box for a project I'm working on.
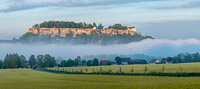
[28,28,142,37]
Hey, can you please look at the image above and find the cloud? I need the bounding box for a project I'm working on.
[2,0,199,12]
[0,0,123,12]
[144,0,200,9]
[0,38,200,60]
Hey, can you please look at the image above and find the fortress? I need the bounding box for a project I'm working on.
[28,27,141,37]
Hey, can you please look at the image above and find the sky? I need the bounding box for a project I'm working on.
[0,0,200,40]
[0,0,200,59]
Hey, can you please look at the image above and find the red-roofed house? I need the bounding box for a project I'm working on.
[100,60,116,65]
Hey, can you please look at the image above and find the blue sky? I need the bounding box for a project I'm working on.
[0,0,200,40]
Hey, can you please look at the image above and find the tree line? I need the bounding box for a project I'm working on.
[0,54,57,69]
[32,21,131,30]
[0,54,129,69]
[161,52,200,63]
[1,52,200,69]
[3,54,26,68]
[60,57,99,67]
[109,24,128,30]
[32,21,104,29]
[0,53,100,69]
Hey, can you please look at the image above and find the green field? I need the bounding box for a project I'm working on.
[0,69,200,89]
[48,63,200,73]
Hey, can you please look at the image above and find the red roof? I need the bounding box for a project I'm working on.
[100,60,111,65]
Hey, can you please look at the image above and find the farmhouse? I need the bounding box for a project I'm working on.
[121,58,131,65]
[128,59,147,64]
[100,60,116,65]
[150,59,160,64]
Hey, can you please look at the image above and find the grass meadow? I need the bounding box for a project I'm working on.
[47,63,200,73]
[0,69,200,89]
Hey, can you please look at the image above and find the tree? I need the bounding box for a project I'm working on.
[173,57,182,63]
[119,67,122,73]
[37,55,44,68]
[32,24,39,28]
[92,58,99,66]
[81,60,87,66]
[144,65,148,73]
[3,54,11,68]
[75,56,81,62]
[29,55,37,69]
[43,54,56,67]
[99,67,103,72]
[166,57,174,63]
[112,24,127,30]
[130,66,134,73]
[61,60,67,67]
[87,60,93,66]
[80,22,84,28]
[66,59,75,67]
[184,54,192,62]
[20,55,27,68]
[0,60,3,69]
[83,22,87,28]
[161,58,167,64]
[193,53,200,62]
[3,53,25,68]
[74,56,81,66]
[98,23,103,29]
[12,54,21,68]
[93,22,97,27]
[85,68,88,73]
[115,56,122,65]
[161,65,165,73]
[88,24,93,28]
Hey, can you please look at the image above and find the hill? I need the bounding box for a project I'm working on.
[16,21,153,45]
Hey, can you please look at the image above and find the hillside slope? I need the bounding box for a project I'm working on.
[16,21,153,45]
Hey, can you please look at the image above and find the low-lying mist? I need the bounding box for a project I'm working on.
[0,38,200,60]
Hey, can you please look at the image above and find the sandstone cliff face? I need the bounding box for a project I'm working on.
[28,28,141,37]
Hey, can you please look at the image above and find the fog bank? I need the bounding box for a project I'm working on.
[0,38,200,60]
